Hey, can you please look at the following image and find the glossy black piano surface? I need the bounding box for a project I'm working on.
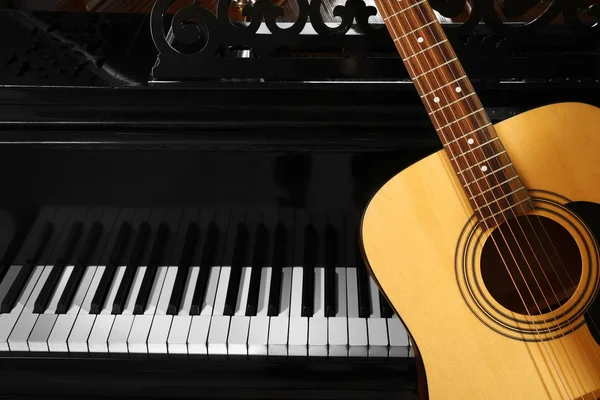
[0,1,598,399]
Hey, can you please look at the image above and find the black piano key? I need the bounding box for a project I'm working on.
[301,225,317,317]
[356,254,371,318]
[90,221,131,314]
[267,224,286,316]
[190,222,218,315]
[112,222,150,314]
[34,221,83,314]
[379,292,394,318]
[1,222,53,313]
[245,223,267,316]
[167,222,199,315]
[324,223,337,318]
[134,222,170,314]
[56,222,103,314]
[223,224,248,316]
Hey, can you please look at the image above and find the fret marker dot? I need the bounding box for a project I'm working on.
[481,166,489,172]
[456,86,462,93]
[467,138,475,145]
[434,97,440,103]
[417,37,424,43]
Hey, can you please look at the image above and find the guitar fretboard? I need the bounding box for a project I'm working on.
[375,0,533,228]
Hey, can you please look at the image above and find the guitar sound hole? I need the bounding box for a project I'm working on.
[480,215,582,316]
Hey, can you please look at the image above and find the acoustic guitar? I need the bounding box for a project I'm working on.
[359,0,600,399]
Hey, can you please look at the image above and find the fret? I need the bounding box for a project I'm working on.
[473,187,528,213]
[436,108,485,131]
[404,40,449,61]
[428,92,476,116]
[456,151,507,176]
[411,57,458,80]
[468,176,520,200]
[445,123,493,145]
[463,163,514,189]
[480,197,532,223]
[384,0,425,21]
[450,137,500,161]
[420,76,467,98]
[394,20,437,41]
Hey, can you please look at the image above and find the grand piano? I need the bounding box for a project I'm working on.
[0,0,598,399]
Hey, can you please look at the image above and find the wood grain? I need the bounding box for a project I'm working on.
[361,102,600,400]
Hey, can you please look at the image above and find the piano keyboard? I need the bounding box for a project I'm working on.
[0,206,413,359]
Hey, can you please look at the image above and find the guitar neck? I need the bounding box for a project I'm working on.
[375,0,533,228]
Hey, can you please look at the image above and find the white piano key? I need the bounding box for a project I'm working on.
[207,315,229,355]
[65,265,104,352]
[248,267,271,356]
[267,267,292,356]
[0,265,44,351]
[328,267,348,357]
[128,266,168,354]
[108,267,144,354]
[200,267,220,316]
[288,266,307,356]
[227,316,250,356]
[29,265,76,351]
[346,268,367,357]
[148,266,178,354]
[179,266,199,316]
[0,265,22,305]
[388,315,410,357]
[368,277,388,357]
[167,315,192,354]
[235,267,252,316]
[309,267,327,357]
[8,265,53,352]
[188,315,210,355]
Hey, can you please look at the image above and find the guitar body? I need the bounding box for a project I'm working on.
[360,102,600,400]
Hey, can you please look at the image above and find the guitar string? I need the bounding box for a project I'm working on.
[388,2,587,398]
[406,3,599,397]
[385,7,574,399]
[408,4,600,397]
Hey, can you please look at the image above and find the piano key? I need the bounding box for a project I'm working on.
[112,221,150,314]
[245,223,267,316]
[324,224,337,317]
[188,315,210,355]
[1,221,53,313]
[356,255,371,318]
[167,265,198,354]
[0,265,44,351]
[308,266,327,357]
[90,221,131,314]
[0,265,22,307]
[301,225,317,317]
[223,223,248,316]
[388,314,410,357]
[227,261,252,356]
[346,267,367,357]
[57,221,103,314]
[147,266,178,355]
[48,265,98,352]
[108,266,146,354]
[248,266,271,356]
[267,223,286,316]
[8,264,54,351]
[167,222,199,315]
[288,265,307,356]
[379,292,394,318]
[27,263,75,351]
[367,277,388,358]
[190,210,221,315]
[268,266,291,356]
[328,267,348,357]
[134,222,170,314]
[127,265,169,354]
[34,221,83,313]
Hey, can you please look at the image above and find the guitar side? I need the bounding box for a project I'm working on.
[360,102,600,400]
